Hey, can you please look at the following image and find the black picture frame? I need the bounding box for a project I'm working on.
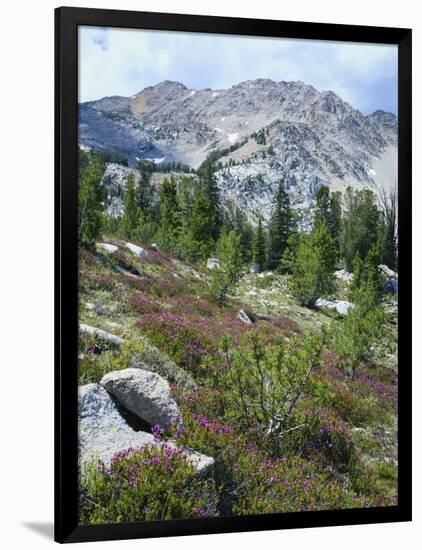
[55,6,412,543]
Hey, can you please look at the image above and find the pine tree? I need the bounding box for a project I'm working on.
[78,155,105,244]
[314,186,342,255]
[290,223,336,308]
[379,188,398,270]
[208,230,244,304]
[187,191,216,260]
[253,218,267,272]
[268,180,292,269]
[120,174,139,238]
[341,187,380,271]
[198,159,221,241]
[349,247,384,305]
[157,177,179,251]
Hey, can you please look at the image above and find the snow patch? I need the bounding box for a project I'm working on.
[190,90,196,96]
[228,133,239,144]
[145,157,165,164]
[212,92,219,97]
[367,168,377,177]
[214,127,223,133]
[220,117,226,121]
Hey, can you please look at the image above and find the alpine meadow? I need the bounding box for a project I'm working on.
[77,28,399,525]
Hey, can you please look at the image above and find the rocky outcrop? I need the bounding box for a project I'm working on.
[125,242,149,258]
[100,368,181,429]
[316,299,354,315]
[79,324,124,347]
[237,309,254,325]
[78,383,213,475]
[98,242,119,254]
[80,78,397,222]
[206,258,220,270]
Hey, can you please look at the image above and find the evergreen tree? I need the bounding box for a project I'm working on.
[208,230,244,304]
[379,188,398,270]
[341,187,380,270]
[252,218,267,272]
[349,247,384,305]
[78,156,105,244]
[120,175,139,238]
[290,223,336,308]
[157,177,179,251]
[187,191,216,260]
[198,158,221,241]
[314,186,342,255]
[268,180,292,269]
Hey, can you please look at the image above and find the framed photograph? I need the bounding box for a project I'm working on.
[55,6,412,543]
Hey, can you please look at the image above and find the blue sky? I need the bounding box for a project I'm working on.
[79,26,398,115]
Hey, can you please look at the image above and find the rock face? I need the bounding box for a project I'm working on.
[79,383,155,466]
[79,383,213,475]
[79,78,397,222]
[100,368,181,429]
[98,242,119,254]
[79,324,124,347]
[206,258,220,270]
[237,308,254,324]
[316,299,354,315]
[379,264,397,278]
[125,242,149,258]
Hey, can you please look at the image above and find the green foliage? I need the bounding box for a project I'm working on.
[252,218,267,272]
[119,175,139,238]
[219,331,331,441]
[208,231,244,304]
[379,188,398,270]
[79,445,217,524]
[290,223,336,308]
[341,187,380,270]
[335,286,386,379]
[315,186,342,255]
[267,180,293,269]
[349,247,385,305]
[78,154,105,244]
[157,177,180,251]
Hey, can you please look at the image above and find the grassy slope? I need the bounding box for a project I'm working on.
[78,236,398,522]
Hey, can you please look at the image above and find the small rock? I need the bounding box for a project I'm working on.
[315,299,354,315]
[151,243,160,251]
[100,368,181,429]
[98,242,119,254]
[237,308,254,324]
[79,324,124,346]
[125,242,149,258]
[335,269,353,282]
[206,258,220,270]
[379,264,398,278]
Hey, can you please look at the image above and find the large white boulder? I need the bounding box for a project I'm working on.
[379,264,398,278]
[334,269,353,283]
[79,383,155,467]
[206,258,220,270]
[125,242,149,258]
[98,242,118,254]
[100,368,181,430]
[79,324,124,347]
[316,299,354,315]
[78,383,213,475]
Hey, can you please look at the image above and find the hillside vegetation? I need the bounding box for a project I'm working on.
[78,149,398,524]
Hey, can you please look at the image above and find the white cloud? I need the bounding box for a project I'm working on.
[79,27,397,114]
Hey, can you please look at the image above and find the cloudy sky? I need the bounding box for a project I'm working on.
[79,26,398,115]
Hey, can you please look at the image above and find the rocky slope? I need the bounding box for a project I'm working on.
[79,79,397,220]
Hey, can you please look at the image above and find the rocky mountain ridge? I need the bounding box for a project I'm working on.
[79,78,397,220]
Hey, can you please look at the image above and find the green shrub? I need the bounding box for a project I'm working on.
[79,444,218,524]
